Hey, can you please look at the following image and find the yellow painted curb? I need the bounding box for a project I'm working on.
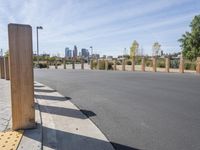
[0,130,23,150]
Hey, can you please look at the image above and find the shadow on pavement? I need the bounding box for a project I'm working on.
[37,105,96,119]
[34,89,57,93]
[35,95,69,101]
[80,109,97,118]
[24,125,140,150]
[34,85,45,88]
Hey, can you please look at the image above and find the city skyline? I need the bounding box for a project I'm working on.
[0,0,200,57]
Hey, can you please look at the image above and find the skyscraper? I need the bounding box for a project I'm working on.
[81,48,89,58]
[65,47,72,58]
[73,45,78,59]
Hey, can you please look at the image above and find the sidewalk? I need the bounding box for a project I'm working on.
[16,82,114,150]
[0,79,11,131]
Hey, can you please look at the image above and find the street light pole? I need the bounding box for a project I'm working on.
[36,26,43,67]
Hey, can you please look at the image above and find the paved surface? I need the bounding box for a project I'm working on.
[34,69,200,150]
[0,79,11,131]
[19,82,114,150]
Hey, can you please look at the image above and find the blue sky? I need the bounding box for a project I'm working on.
[0,0,200,57]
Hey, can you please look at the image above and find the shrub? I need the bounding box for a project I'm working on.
[146,60,152,67]
[184,63,196,70]
[126,60,132,65]
[38,63,48,68]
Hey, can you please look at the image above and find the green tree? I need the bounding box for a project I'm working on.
[152,42,161,57]
[130,40,139,58]
[179,15,200,61]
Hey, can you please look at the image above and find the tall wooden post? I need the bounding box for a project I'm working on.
[196,57,200,74]
[55,60,58,69]
[97,59,100,70]
[0,57,5,79]
[8,24,35,130]
[114,59,117,71]
[72,59,75,69]
[131,57,135,71]
[122,59,125,71]
[47,60,49,69]
[63,58,66,69]
[81,58,84,70]
[4,56,10,80]
[165,57,170,73]
[152,57,157,72]
[179,55,184,73]
[90,59,93,70]
[105,59,108,70]
[141,57,145,72]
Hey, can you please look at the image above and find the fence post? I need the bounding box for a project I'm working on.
[81,58,84,70]
[152,57,157,72]
[63,58,66,69]
[4,56,10,80]
[131,57,135,71]
[179,55,184,73]
[0,57,5,79]
[141,57,145,72]
[165,57,170,73]
[97,59,100,70]
[47,60,49,69]
[8,24,35,130]
[105,59,108,70]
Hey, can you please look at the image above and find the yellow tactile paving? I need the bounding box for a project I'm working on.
[0,130,23,150]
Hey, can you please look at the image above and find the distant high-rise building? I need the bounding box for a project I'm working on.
[81,48,90,58]
[65,47,72,58]
[73,45,78,59]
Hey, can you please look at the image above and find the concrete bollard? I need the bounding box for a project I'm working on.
[114,59,117,71]
[81,59,84,70]
[63,58,66,69]
[179,56,184,73]
[105,59,108,70]
[55,60,58,69]
[165,57,170,73]
[4,57,10,80]
[8,24,35,130]
[90,59,93,70]
[152,57,157,72]
[141,57,145,72]
[122,59,125,71]
[0,57,5,79]
[131,57,135,71]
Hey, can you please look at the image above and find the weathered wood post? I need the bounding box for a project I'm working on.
[165,57,170,73]
[72,59,75,69]
[55,60,58,69]
[8,24,35,130]
[90,59,93,70]
[47,60,49,69]
[81,58,84,70]
[131,57,135,71]
[152,57,157,72]
[141,57,145,72]
[196,57,200,74]
[4,56,10,80]
[97,59,100,70]
[114,59,117,71]
[0,57,5,79]
[122,58,125,71]
[63,58,66,69]
[105,59,108,70]
[179,54,184,73]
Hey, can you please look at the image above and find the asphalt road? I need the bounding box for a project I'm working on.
[34,69,200,150]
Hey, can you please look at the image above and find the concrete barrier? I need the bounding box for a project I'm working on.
[8,23,35,130]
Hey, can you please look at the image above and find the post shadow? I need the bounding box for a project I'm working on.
[34,89,57,93]
[34,94,70,101]
[23,125,140,150]
[34,85,45,88]
[36,104,96,119]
